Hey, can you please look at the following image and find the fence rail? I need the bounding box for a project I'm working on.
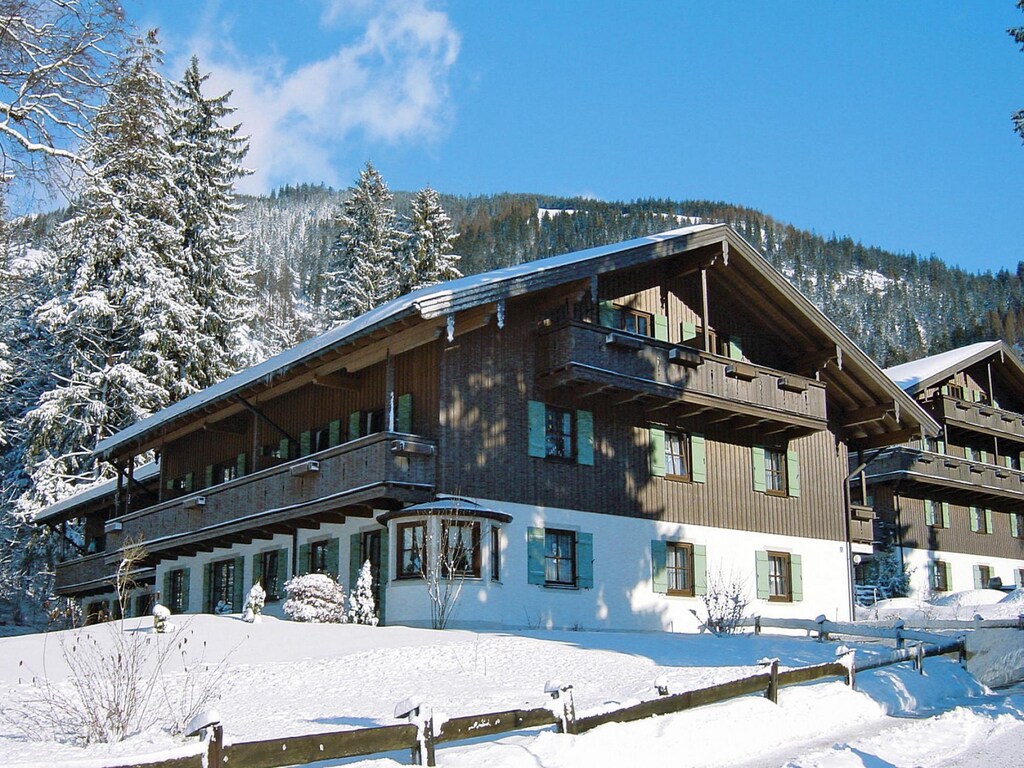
[90,626,968,768]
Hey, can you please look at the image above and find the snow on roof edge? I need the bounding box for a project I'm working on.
[884,342,1001,392]
[35,461,160,523]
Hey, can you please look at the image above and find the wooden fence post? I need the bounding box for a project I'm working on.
[815,615,829,642]
[837,647,856,689]
[915,643,924,675]
[894,619,905,650]
[754,615,761,635]
[763,659,779,704]
[208,724,223,766]
[545,682,577,735]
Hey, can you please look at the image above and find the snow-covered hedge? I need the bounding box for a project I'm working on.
[282,574,347,623]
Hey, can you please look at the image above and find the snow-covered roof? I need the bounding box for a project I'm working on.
[34,462,160,524]
[885,342,1002,393]
[94,225,719,458]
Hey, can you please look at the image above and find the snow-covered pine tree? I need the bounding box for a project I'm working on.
[401,185,461,294]
[323,162,407,325]
[168,55,260,384]
[347,559,378,626]
[22,31,195,513]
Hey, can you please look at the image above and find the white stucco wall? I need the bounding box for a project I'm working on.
[901,546,1024,600]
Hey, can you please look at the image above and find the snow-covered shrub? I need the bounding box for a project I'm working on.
[347,560,379,626]
[701,570,749,635]
[242,582,266,623]
[282,574,347,623]
[152,604,171,633]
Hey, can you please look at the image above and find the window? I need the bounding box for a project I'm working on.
[544,529,576,586]
[135,592,155,618]
[971,507,992,535]
[545,406,574,460]
[262,440,293,460]
[440,520,481,578]
[976,565,993,590]
[767,551,792,602]
[313,426,331,453]
[665,430,691,481]
[490,525,501,582]
[212,457,240,485]
[396,521,426,579]
[666,542,694,596]
[931,560,950,592]
[925,500,949,529]
[1017,568,1024,589]
[256,550,282,600]
[365,408,385,435]
[1011,512,1024,539]
[210,559,236,613]
[309,540,329,574]
[621,307,652,336]
[765,448,787,495]
[169,568,187,613]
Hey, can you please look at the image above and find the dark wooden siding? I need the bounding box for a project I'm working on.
[437,298,847,540]
[890,493,1024,560]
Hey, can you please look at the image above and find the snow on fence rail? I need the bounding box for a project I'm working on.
[740,614,1022,646]
[88,635,967,768]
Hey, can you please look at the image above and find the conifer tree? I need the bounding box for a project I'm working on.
[402,185,461,293]
[23,32,194,510]
[168,56,258,385]
[323,162,407,325]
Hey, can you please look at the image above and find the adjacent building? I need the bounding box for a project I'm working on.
[857,341,1024,598]
[35,224,937,630]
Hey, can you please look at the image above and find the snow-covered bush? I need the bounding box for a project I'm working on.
[242,582,266,623]
[152,604,171,633]
[347,560,379,626]
[282,574,347,623]
[701,570,749,635]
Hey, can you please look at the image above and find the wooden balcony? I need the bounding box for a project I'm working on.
[535,321,828,434]
[926,395,1024,442]
[864,446,1024,511]
[849,504,874,547]
[54,552,115,597]
[103,432,437,562]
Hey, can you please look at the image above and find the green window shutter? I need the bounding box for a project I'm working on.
[924,500,936,527]
[279,437,290,459]
[204,465,214,488]
[941,502,951,528]
[251,553,261,587]
[980,450,989,464]
[1005,454,1013,469]
[649,427,666,477]
[349,533,362,591]
[965,446,974,462]
[755,551,770,599]
[693,544,708,596]
[202,563,213,613]
[728,338,742,361]
[598,300,618,328]
[940,385,950,396]
[527,527,546,585]
[650,540,668,594]
[348,411,363,441]
[163,571,171,607]
[184,472,193,492]
[691,434,707,483]
[1011,513,1020,538]
[985,509,993,534]
[378,530,389,623]
[973,565,982,590]
[527,401,547,458]
[576,410,594,466]
[937,440,946,455]
[576,532,594,589]
[329,419,342,447]
[786,448,800,498]
[970,507,980,533]
[298,543,311,576]
[751,446,767,493]
[681,321,697,343]
[300,430,312,456]
[276,547,288,587]
[1015,568,1023,588]
[166,478,174,490]
[233,556,245,610]
[790,554,803,602]
[396,393,413,433]
[236,452,246,476]
[182,568,191,611]
[327,537,340,578]
[653,314,669,341]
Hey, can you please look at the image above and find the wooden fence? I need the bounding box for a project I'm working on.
[92,629,968,768]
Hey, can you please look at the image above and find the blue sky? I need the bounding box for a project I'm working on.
[135,1,1024,273]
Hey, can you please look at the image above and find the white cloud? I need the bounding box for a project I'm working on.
[171,0,460,193]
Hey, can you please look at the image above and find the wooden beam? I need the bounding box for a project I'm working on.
[312,371,361,391]
[791,346,841,374]
[840,402,897,429]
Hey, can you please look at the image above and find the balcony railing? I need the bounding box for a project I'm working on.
[849,504,874,546]
[926,395,1024,442]
[103,431,436,560]
[864,446,1024,510]
[54,552,113,596]
[535,321,828,432]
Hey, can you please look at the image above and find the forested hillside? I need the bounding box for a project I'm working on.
[235,186,1022,368]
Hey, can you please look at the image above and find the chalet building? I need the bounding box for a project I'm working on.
[35,224,938,631]
[857,342,1024,598]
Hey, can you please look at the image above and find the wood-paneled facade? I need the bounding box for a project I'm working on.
[859,342,1024,593]
[37,224,936,624]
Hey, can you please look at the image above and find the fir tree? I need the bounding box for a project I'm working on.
[23,32,194,510]
[402,185,461,293]
[323,162,407,325]
[347,559,378,625]
[168,55,259,385]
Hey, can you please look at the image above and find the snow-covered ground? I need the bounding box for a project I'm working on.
[1,592,1023,767]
